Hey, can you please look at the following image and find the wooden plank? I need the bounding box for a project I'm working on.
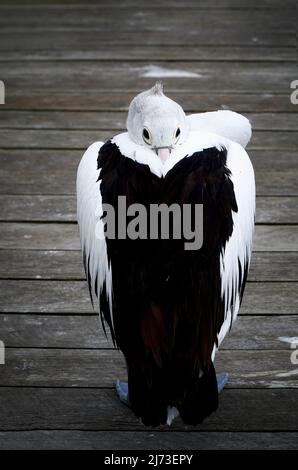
[0,129,297,150]
[1,196,297,224]
[0,249,85,280]
[0,250,297,282]
[253,226,298,252]
[0,195,77,222]
[248,132,298,150]
[0,223,296,251]
[0,150,297,196]
[5,93,294,112]
[0,280,297,314]
[0,280,93,313]
[241,282,298,314]
[0,314,104,348]
[256,197,298,224]
[0,430,296,450]
[0,0,294,7]
[0,388,296,431]
[0,129,110,149]
[0,314,297,350]
[1,62,295,93]
[0,46,295,62]
[0,150,80,196]
[251,151,298,196]
[0,1,293,8]
[249,252,298,282]
[0,8,292,30]
[1,111,297,131]
[0,223,81,250]
[224,315,298,350]
[0,30,293,49]
[0,348,296,388]
[249,113,298,131]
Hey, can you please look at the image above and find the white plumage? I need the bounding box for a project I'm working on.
[77,142,114,331]
[187,110,252,148]
[76,83,255,426]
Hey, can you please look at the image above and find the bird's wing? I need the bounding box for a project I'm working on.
[76,141,114,339]
[187,110,252,148]
[216,140,255,351]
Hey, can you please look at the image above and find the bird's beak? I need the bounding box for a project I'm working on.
[156,147,171,164]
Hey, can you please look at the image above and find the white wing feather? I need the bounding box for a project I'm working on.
[76,141,113,331]
[215,141,255,354]
[187,110,252,148]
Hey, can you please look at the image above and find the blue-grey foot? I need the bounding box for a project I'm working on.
[216,373,229,392]
[116,380,130,406]
[116,373,229,407]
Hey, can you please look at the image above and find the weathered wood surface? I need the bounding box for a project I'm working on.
[0,280,297,314]
[0,250,297,282]
[0,150,297,196]
[0,7,291,26]
[0,0,296,451]
[249,252,298,281]
[0,314,297,350]
[1,111,297,130]
[0,348,297,388]
[0,0,294,8]
[0,223,296,251]
[0,249,85,279]
[0,196,297,223]
[4,93,295,112]
[0,388,296,431]
[0,30,294,48]
[0,129,297,149]
[0,47,295,62]
[0,195,77,222]
[0,431,296,450]
[1,62,295,93]
[256,197,298,224]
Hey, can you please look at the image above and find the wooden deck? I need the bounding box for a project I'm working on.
[0,0,297,450]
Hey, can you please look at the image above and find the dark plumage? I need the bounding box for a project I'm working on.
[77,85,255,427]
[95,141,240,426]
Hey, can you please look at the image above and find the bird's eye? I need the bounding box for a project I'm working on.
[142,127,152,145]
[174,127,181,143]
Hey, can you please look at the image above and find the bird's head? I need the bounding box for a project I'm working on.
[126,82,189,164]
